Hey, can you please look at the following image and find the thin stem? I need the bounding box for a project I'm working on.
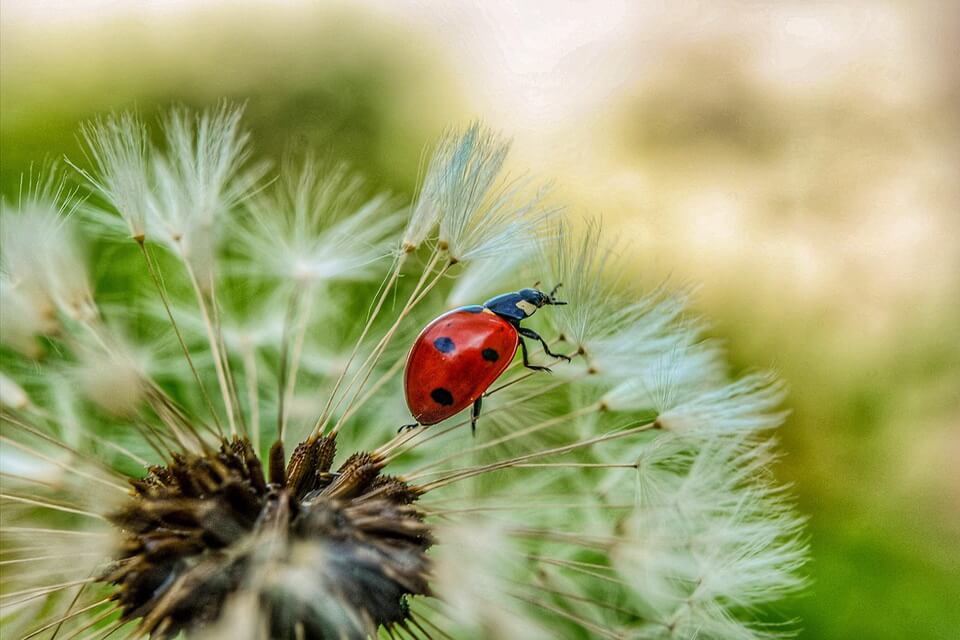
[87,434,150,467]
[0,577,97,602]
[0,413,129,480]
[409,613,451,640]
[404,403,599,476]
[412,421,655,492]
[423,502,634,515]
[324,251,445,433]
[76,620,125,640]
[327,252,451,436]
[0,527,107,538]
[512,462,639,469]
[526,555,618,573]
[241,342,261,452]
[525,578,639,618]
[0,493,107,521]
[50,578,91,640]
[208,266,249,438]
[136,239,223,437]
[0,434,128,494]
[508,591,623,640]
[484,347,579,396]
[0,552,104,566]
[282,289,314,439]
[22,597,114,640]
[510,527,626,548]
[145,382,217,445]
[380,377,576,462]
[334,349,406,429]
[182,255,237,437]
[58,604,121,640]
[311,253,409,434]
[276,287,303,443]
[527,556,628,587]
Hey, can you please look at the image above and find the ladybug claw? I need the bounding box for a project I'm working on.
[398,423,420,433]
[528,365,552,373]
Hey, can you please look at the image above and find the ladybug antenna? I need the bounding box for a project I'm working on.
[546,283,567,306]
[532,280,542,289]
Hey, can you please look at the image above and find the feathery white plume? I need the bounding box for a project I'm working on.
[239,161,403,284]
[420,123,555,263]
[0,173,95,330]
[0,372,30,410]
[655,372,789,434]
[77,111,152,239]
[430,520,551,639]
[613,435,807,638]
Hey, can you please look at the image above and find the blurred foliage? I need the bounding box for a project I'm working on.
[2,3,958,638]
[0,5,464,197]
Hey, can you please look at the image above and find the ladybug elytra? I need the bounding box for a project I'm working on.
[403,285,569,433]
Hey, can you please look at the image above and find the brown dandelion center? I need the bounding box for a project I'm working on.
[104,437,430,639]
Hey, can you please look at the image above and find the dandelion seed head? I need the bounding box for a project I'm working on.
[0,110,806,639]
[99,439,429,639]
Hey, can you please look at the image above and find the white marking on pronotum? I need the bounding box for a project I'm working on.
[516,300,537,316]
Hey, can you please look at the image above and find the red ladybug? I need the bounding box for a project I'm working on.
[403,285,569,433]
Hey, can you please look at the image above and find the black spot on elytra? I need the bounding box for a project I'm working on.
[433,337,455,353]
[482,348,500,362]
[431,388,454,406]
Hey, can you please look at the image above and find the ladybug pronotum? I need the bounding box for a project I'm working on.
[403,285,568,433]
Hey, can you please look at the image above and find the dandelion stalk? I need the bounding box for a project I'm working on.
[136,238,225,437]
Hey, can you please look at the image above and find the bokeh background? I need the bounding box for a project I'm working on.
[2,1,957,637]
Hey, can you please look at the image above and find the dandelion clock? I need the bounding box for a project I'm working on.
[0,106,807,639]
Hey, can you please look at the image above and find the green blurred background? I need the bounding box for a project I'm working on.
[2,1,958,637]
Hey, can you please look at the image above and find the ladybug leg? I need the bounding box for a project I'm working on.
[471,396,483,436]
[518,335,552,373]
[518,327,572,363]
[398,422,420,433]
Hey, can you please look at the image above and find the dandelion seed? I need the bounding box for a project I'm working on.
[72,333,147,417]
[76,111,152,239]
[429,519,551,639]
[0,373,30,411]
[0,109,806,639]
[0,279,48,357]
[654,372,789,434]
[239,161,403,284]
[412,122,556,264]
[1,174,94,322]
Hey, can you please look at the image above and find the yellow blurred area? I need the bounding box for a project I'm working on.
[2,1,958,636]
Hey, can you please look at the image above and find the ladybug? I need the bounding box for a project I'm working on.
[403,284,569,433]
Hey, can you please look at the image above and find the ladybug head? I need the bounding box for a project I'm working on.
[483,285,567,322]
[517,284,567,313]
